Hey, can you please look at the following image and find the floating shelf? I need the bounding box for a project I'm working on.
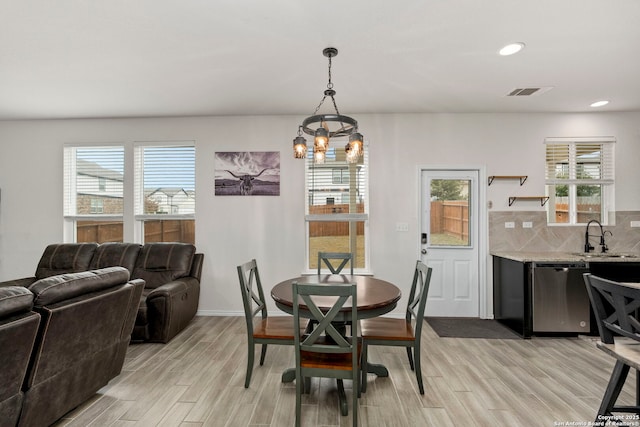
[508,196,549,206]
[488,175,528,186]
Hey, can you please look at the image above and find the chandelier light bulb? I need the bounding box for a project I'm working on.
[314,150,326,164]
[293,136,307,159]
[348,132,364,157]
[314,127,329,151]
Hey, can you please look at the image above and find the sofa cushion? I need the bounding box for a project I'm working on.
[89,242,142,274]
[28,267,130,307]
[0,286,34,317]
[132,243,195,288]
[35,243,98,280]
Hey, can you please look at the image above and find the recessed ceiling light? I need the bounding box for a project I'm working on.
[590,100,609,108]
[499,42,525,56]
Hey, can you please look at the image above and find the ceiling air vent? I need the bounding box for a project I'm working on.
[506,87,553,97]
[508,88,540,96]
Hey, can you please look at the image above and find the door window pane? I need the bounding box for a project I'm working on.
[429,179,470,247]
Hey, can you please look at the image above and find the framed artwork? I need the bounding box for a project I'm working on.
[214,151,280,196]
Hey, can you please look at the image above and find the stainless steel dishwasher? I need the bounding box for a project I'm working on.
[531,262,590,333]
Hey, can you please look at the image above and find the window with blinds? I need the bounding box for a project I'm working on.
[134,144,195,243]
[63,143,196,243]
[544,137,615,225]
[305,146,369,271]
[64,145,125,242]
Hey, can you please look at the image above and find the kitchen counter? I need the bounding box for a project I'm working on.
[492,252,640,338]
[491,251,640,263]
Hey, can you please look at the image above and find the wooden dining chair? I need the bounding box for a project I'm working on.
[583,273,640,421]
[317,251,354,274]
[360,260,432,394]
[292,282,360,427]
[237,259,307,388]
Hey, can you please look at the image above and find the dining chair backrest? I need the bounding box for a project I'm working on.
[292,282,359,426]
[317,251,354,275]
[293,282,358,356]
[237,259,267,335]
[406,260,432,337]
[584,273,640,344]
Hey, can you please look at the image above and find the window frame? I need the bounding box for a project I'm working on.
[133,142,196,243]
[64,141,195,244]
[304,143,370,274]
[544,137,615,226]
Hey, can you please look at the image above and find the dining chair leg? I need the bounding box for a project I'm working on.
[413,345,425,395]
[352,376,358,427]
[295,372,303,427]
[337,379,348,416]
[259,343,268,365]
[636,368,639,406]
[597,360,630,420]
[361,344,368,393]
[406,347,415,371]
[245,340,255,388]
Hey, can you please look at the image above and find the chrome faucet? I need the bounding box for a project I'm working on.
[584,219,611,253]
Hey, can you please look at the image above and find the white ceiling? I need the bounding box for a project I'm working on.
[2,0,640,120]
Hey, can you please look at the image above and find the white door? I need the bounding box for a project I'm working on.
[421,169,479,317]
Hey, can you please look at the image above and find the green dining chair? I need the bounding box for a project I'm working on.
[292,282,360,427]
[237,259,307,388]
[317,251,354,275]
[584,273,640,421]
[360,260,432,394]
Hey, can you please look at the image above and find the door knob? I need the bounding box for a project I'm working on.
[421,249,427,254]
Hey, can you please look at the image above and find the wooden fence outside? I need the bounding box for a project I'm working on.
[430,200,469,241]
[77,219,195,244]
[308,204,365,237]
[553,203,601,223]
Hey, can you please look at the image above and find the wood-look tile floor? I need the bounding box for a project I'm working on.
[54,316,637,427]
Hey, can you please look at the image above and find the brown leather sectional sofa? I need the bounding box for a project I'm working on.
[0,267,144,427]
[0,242,203,427]
[3,242,204,343]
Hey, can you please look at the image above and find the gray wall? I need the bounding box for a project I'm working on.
[1,112,639,316]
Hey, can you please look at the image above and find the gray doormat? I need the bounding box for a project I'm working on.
[426,317,520,339]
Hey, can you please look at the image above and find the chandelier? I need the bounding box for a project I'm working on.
[293,47,364,164]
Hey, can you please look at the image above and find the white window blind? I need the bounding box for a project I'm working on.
[134,144,195,217]
[545,138,615,185]
[544,137,615,225]
[305,147,368,221]
[64,146,125,217]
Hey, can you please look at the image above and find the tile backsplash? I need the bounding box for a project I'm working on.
[489,210,640,253]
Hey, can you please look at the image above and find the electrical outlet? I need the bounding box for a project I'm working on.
[631,221,640,228]
[505,222,515,229]
[395,222,409,232]
[522,221,533,228]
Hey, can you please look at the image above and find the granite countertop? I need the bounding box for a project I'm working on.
[491,251,640,263]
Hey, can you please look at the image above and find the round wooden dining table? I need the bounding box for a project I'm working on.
[271,274,402,321]
[271,274,401,383]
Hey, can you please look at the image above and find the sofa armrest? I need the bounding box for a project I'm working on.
[143,276,200,343]
[146,276,199,300]
[0,277,37,288]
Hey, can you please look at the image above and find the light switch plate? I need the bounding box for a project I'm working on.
[505,222,515,229]
[631,221,640,228]
[396,222,409,232]
[522,221,533,228]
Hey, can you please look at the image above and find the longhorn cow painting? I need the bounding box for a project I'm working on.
[214,151,280,196]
